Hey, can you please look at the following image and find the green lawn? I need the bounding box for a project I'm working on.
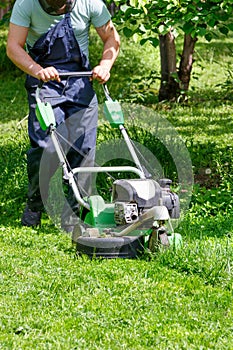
[1,227,233,349]
[0,26,233,349]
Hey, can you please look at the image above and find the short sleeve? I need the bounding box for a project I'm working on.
[10,0,32,27]
[90,0,111,28]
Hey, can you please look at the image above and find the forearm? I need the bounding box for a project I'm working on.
[7,42,60,82]
[7,23,60,82]
[99,28,120,71]
[94,21,120,83]
[7,44,42,78]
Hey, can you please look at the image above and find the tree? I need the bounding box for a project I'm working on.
[106,0,233,101]
[0,0,14,23]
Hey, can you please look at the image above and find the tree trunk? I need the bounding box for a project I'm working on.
[178,34,197,92]
[105,1,119,16]
[158,30,180,102]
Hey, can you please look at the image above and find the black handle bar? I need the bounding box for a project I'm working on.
[59,71,93,78]
[37,71,112,101]
[38,71,93,88]
[58,71,112,101]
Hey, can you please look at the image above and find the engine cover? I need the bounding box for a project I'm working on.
[112,179,161,209]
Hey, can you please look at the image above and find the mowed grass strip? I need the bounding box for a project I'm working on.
[0,227,233,349]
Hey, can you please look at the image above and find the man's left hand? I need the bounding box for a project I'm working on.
[92,65,110,84]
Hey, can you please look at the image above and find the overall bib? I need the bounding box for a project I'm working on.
[25,13,98,227]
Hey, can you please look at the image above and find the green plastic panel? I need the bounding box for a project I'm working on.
[103,100,124,128]
[83,195,115,228]
[36,101,56,131]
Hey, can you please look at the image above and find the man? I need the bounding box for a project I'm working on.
[6,0,120,230]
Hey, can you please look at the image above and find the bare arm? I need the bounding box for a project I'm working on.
[93,20,120,84]
[6,23,60,82]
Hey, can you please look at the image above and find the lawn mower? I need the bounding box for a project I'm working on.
[36,71,182,258]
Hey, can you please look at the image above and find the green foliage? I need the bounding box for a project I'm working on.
[190,184,233,218]
[0,0,12,9]
[108,0,233,99]
[0,0,12,27]
[110,0,233,44]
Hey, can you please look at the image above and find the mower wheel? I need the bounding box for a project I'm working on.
[76,235,145,259]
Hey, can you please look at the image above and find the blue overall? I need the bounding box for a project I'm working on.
[25,13,98,226]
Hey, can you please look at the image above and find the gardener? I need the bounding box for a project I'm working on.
[6,0,120,231]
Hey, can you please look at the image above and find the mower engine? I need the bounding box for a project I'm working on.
[112,178,180,226]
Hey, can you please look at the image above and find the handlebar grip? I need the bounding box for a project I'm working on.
[59,71,93,78]
[36,71,93,95]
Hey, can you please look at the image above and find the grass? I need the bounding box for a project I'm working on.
[0,24,233,349]
[1,227,233,349]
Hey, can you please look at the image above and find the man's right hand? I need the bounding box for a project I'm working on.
[36,66,61,82]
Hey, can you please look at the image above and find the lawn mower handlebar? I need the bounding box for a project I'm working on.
[58,71,111,101]
[38,71,111,101]
[58,71,93,78]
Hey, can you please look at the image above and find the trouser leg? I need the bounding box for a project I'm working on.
[25,86,98,229]
[26,139,60,212]
[26,89,65,212]
[60,102,98,230]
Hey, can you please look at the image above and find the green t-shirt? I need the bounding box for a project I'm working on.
[10,0,111,57]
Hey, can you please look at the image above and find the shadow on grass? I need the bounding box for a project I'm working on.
[195,36,233,61]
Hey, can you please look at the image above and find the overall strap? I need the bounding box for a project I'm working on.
[28,12,90,71]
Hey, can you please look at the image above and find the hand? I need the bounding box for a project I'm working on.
[92,65,110,84]
[36,66,61,83]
